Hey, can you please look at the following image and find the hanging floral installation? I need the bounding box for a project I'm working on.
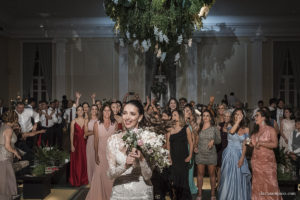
[104,0,214,65]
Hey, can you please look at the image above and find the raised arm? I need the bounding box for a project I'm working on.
[91,93,96,105]
[75,92,81,107]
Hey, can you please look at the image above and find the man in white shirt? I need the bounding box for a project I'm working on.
[40,101,58,146]
[15,102,39,133]
[276,99,285,129]
[63,100,76,127]
[53,100,63,149]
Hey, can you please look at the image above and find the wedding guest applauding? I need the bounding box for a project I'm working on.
[249,109,282,200]
[0,111,21,200]
[194,110,221,200]
[218,108,251,200]
[69,105,88,186]
[86,104,117,200]
[40,101,58,146]
[166,110,193,200]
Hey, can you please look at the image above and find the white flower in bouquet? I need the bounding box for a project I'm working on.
[133,34,136,38]
[142,40,150,52]
[198,5,209,17]
[177,34,183,44]
[154,26,159,36]
[113,0,118,4]
[188,38,192,47]
[122,128,171,172]
[160,52,166,62]
[119,38,124,47]
[157,48,162,58]
[163,34,169,44]
[133,40,139,49]
[174,52,180,62]
[158,31,164,42]
[126,31,130,39]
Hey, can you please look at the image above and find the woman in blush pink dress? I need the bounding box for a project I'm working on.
[86,103,117,200]
[250,109,282,200]
[84,105,99,183]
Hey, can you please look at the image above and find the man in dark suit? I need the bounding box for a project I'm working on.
[0,98,9,124]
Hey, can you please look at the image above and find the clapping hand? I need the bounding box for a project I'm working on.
[91,93,96,99]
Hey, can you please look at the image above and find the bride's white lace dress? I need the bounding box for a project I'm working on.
[106,132,153,200]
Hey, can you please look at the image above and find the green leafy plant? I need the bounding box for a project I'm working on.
[104,0,215,65]
[33,147,69,176]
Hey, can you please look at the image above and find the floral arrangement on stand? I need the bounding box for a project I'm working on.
[104,0,215,65]
[274,147,295,180]
[32,147,69,176]
[151,81,167,101]
[122,128,171,172]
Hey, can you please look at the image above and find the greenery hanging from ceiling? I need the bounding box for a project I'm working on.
[104,0,214,65]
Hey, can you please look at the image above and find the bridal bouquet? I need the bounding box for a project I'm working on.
[122,128,171,172]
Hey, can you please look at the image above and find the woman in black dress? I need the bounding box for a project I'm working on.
[216,110,230,186]
[166,110,193,200]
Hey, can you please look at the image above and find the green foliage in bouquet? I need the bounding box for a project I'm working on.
[104,0,215,65]
[33,147,69,176]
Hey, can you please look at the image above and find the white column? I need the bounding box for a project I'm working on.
[249,32,265,108]
[187,40,199,102]
[118,45,128,99]
[53,38,67,100]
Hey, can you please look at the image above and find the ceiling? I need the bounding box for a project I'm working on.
[0,0,299,37]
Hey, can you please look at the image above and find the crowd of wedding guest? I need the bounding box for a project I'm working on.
[0,92,299,200]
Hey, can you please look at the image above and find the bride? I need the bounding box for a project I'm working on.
[106,100,153,199]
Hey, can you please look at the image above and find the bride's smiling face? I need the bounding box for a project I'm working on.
[122,104,143,129]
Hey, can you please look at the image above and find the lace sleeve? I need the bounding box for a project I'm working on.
[139,158,152,181]
[106,135,128,179]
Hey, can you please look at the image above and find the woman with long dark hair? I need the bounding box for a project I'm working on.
[218,108,251,200]
[249,109,282,200]
[194,110,221,200]
[86,103,117,200]
[107,100,153,199]
[166,109,193,200]
[183,104,198,195]
[69,105,88,186]
[167,98,179,112]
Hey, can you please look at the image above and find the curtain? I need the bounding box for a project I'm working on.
[23,43,37,98]
[288,42,300,107]
[38,43,52,100]
[273,42,289,98]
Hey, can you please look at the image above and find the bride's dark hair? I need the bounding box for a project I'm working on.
[125,100,145,127]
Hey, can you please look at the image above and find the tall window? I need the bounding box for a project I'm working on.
[30,51,48,101]
[279,50,297,107]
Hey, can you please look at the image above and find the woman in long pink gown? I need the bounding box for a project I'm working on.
[250,109,282,200]
[85,105,99,183]
[69,105,89,186]
[86,104,117,200]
